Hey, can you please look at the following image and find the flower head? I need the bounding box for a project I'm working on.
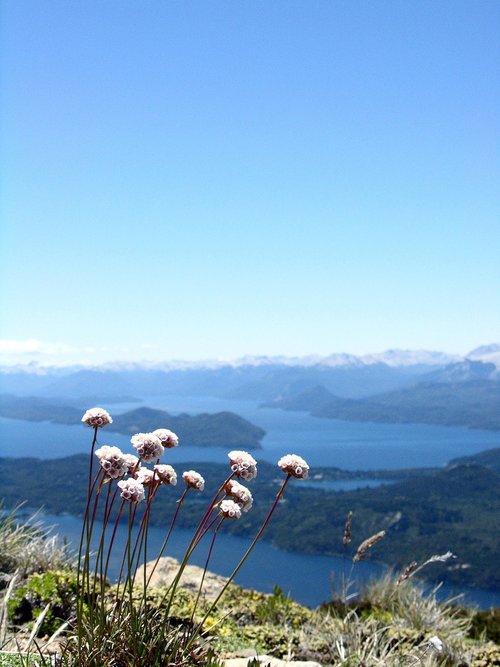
[225,479,253,512]
[219,498,242,519]
[82,407,112,428]
[131,432,164,463]
[135,467,155,486]
[153,429,179,449]
[117,478,145,503]
[277,454,309,479]
[95,445,128,479]
[228,450,257,481]
[154,464,177,486]
[123,453,140,474]
[182,470,205,491]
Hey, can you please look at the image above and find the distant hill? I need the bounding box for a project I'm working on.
[0,396,265,449]
[420,359,498,383]
[267,379,500,431]
[448,447,500,473]
[108,406,265,449]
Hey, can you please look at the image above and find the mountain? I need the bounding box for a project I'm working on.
[0,362,428,401]
[314,380,500,430]
[268,380,500,431]
[360,349,460,368]
[0,346,497,402]
[467,343,500,369]
[448,447,500,474]
[0,396,265,450]
[419,359,498,383]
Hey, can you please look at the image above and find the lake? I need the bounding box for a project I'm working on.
[31,510,500,610]
[1,393,499,470]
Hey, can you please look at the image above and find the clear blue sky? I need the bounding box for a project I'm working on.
[1,0,499,365]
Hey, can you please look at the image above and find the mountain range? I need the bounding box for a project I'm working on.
[1,345,498,401]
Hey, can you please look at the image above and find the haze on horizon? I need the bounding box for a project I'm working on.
[1,1,499,367]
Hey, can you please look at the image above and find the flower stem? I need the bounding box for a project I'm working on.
[191,474,291,644]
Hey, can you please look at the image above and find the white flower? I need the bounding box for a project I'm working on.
[219,498,242,519]
[225,479,253,512]
[153,429,179,449]
[81,407,112,428]
[117,478,145,503]
[123,453,140,473]
[228,450,257,481]
[182,470,205,491]
[428,636,444,653]
[277,454,309,479]
[135,467,155,486]
[95,445,128,479]
[154,464,177,486]
[131,432,164,463]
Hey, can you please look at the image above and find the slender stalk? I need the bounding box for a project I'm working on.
[190,517,224,623]
[190,474,292,644]
[146,486,188,588]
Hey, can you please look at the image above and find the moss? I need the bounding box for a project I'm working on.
[7,570,80,636]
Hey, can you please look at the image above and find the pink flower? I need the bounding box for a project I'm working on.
[182,470,205,491]
[228,450,257,481]
[95,445,128,479]
[117,478,145,503]
[154,464,177,486]
[277,454,309,479]
[124,454,140,473]
[135,467,155,486]
[131,433,164,463]
[153,429,179,449]
[219,499,242,519]
[81,407,112,428]
[225,479,253,512]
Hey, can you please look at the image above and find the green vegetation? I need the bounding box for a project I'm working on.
[7,570,79,637]
[0,396,265,449]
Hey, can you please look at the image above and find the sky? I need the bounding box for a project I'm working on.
[1,0,499,366]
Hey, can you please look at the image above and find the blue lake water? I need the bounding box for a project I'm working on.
[30,510,500,610]
[1,394,499,470]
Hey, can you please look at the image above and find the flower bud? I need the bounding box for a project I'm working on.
[82,407,112,428]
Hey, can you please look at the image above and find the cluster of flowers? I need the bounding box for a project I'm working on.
[82,407,309,519]
[82,407,203,504]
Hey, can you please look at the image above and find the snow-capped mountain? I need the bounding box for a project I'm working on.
[467,344,500,368]
[360,349,460,368]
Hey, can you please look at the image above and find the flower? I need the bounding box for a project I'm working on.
[225,479,253,512]
[182,470,205,491]
[219,498,242,519]
[277,454,309,479]
[154,464,177,486]
[95,445,128,479]
[153,429,179,449]
[428,636,444,653]
[117,478,145,503]
[135,467,155,486]
[81,407,112,428]
[228,450,257,481]
[123,453,140,473]
[131,433,164,463]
